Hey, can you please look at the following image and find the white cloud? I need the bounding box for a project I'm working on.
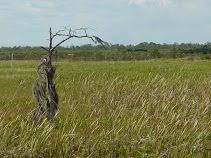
[0,0,210,46]
[129,0,172,7]
[129,0,209,9]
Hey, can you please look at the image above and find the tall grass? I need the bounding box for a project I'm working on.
[0,59,210,157]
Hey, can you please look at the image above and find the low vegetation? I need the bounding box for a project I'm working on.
[0,59,210,157]
[0,42,210,61]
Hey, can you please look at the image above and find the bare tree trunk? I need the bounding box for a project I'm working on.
[45,28,58,119]
[32,26,109,120]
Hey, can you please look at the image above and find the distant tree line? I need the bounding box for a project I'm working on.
[0,42,210,61]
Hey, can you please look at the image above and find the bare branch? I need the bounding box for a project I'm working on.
[50,27,75,40]
[41,46,49,52]
[49,28,52,50]
[92,36,111,51]
[44,27,110,54]
[69,28,72,35]
[35,26,110,120]
[52,29,66,39]
[51,36,72,52]
[55,34,69,37]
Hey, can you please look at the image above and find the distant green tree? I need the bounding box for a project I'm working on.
[147,49,161,58]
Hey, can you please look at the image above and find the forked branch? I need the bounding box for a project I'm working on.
[35,27,109,120]
[41,27,110,53]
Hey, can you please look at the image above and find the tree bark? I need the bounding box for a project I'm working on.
[33,27,108,120]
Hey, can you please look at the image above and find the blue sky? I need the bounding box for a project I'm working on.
[0,0,210,47]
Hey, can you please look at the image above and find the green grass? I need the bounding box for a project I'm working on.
[0,59,210,157]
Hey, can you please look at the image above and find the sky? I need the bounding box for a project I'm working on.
[0,0,210,47]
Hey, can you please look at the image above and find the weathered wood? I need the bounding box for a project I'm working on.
[33,27,108,120]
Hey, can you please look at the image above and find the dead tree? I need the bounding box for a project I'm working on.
[32,27,109,120]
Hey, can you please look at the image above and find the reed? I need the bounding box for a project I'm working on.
[0,59,210,157]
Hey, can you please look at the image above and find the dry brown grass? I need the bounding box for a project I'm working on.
[0,59,210,157]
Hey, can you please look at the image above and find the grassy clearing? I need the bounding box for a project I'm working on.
[0,59,210,157]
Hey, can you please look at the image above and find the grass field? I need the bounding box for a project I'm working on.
[0,59,210,157]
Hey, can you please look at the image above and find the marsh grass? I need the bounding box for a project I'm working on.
[0,59,210,157]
